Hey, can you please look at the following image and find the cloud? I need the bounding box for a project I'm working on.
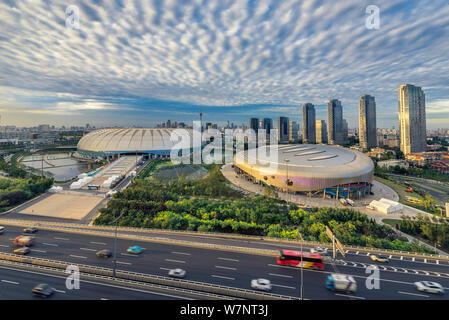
[0,0,448,127]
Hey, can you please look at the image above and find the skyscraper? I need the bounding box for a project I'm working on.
[302,103,316,144]
[399,84,426,155]
[289,121,299,142]
[277,117,289,143]
[249,118,259,132]
[262,118,273,135]
[316,120,328,144]
[342,119,349,145]
[327,99,344,145]
[359,94,377,150]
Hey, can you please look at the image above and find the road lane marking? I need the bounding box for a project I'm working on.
[90,241,107,245]
[218,257,239,262]
[366,253,370,256]
[120,253,138,257]
[116,261,132,265]
[165,259,186,264]
[355,251,359,254]
[334,293,365,300]
[171,251,191,256]
[211,275,235,280]
[398,291,429,298]
[54,289,66,294]
[160,267,171,271]
[436,260,439,265]
[389,255,392,259]
[1,280,19,285]
[215,265,237,270]
[269,273,293,278]
[70,255,87,259]
[80,248,97,252]
[271,284,296,289]
[32,249,47,253]
[424,259,427,263]
[0,245,9,248]
[100,298,109,300]
[54,237,69,241]
[412,257,415,261]
[400,256,403,260]
[42,243,58,247]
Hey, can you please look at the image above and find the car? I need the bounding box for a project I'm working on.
[23,227,38,234]
[415,281,445,295]
[250,279,272,292]
[326,273,357,293]
[32,284,55,298]
[310,247,328,255]
[14,247,31,255]
[127,246,144,254]
[0,226,5,234]
[168,268,186,279]
[96,249,112,258]
[370,254,389,263]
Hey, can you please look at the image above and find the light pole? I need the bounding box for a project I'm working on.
[297,228,304,300]
[285,159,290,209]
[111,211,125,278]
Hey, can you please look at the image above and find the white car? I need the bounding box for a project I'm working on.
[0,226,5,234]
[310,247,328,255]
[168,268,186,279]
[251,279,272,292]
[415,281,444,295]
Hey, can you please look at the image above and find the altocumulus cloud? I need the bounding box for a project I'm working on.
[0,0,448,127]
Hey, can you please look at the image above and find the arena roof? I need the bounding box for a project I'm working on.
[234,144,374,192]
[77,128,195,156]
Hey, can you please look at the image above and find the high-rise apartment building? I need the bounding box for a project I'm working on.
[302,103,316,143]
[327,99,344,145]
[398,84,426,155]
[289,121,300,142]
[249,118,259,132]
[359,94,377,150]
[277,117,290,143]
[316,120,328,144]
[262,118,273,135]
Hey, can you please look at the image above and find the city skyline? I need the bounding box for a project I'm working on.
[0,1,449,128]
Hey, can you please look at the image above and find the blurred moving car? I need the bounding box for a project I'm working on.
[370,254,389,263]
[414,281,444,294]
[32,284,55,298]
[0,226,5,234]
[23,227,38,234]
[14,247,31,255]
[310,247,328,255]
[127,246,144,254]
[326,273,357,293]
[251,279,272,292]
[13,235,35,247]
[168,268,186,279]
[96,249,112,258]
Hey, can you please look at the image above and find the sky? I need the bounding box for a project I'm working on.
[0,0,448,129]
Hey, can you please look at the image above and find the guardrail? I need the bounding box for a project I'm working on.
[0,252,293,300]
[0,218,447,260]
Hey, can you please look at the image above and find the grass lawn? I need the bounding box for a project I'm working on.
[382,218,402,227]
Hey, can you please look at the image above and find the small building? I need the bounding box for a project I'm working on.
[367,198,403,214]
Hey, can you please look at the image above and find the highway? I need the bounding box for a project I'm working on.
[0,223,448,300]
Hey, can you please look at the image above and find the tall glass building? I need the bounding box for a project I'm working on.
[302,103,316,143]
[359,94,377,150]
[327,99,344,145]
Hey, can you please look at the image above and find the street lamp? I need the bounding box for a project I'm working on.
[111,211,125,278]
[285,159,290,209]
[297,228,304,300]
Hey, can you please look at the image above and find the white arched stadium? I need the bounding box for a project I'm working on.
[234,144,375,199]
[77,128,197,159]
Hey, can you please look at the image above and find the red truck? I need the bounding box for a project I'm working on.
[13,235,35,247]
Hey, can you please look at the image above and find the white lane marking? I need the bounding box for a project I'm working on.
[422,271,430,276]
[412,257,415,261]
[165,259,185,264]
[100,298,109,300]
[42,243,58,247]
[32,249,47,253]
[215,265,237,270]
[269,273,293,278]
[424,259,427,263]
[171,251,191,256]
[80,248,97,252]
[389,255,392,259]
[0,244,9,248]
[334,293,365,300]
[218,257,239,262]
[398,291,429,298]
[120,253,137,257]
[436,260,439,265]
[116,261,132,265]
[271,284,296,290]
[345,250,349,253]
[70,255,87,259]
[400,256,403,260]
[360,263,367,268]
[366,253,370,256]
[54,289,66,294]
[159,267,171,271]
[355,251,359,254]
[1,280,19,285]
[211,275,235,280]
[90,241,107,245]
[432,272,441,277]
[391,267,397,272]
[54,237,70,241]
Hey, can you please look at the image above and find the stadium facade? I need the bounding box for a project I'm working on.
[234,144,374,199]
[77,128,199,159]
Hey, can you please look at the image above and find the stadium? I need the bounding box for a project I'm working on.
[77,128,199,159]
[234,144,374,199]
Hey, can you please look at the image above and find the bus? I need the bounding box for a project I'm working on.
[87,185,100,190]
[277,249,324,270]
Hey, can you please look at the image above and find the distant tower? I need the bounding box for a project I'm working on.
[200,109,203,132]
[359,94,377,150]
[302,103,316,144]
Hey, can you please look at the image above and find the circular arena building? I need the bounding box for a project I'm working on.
[234,144,374,199]
[77,128,197,159]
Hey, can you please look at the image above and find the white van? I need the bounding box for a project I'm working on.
[326,273,357,293]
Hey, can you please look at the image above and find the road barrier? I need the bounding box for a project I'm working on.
[0,218,447,261]
[0,252,293,300]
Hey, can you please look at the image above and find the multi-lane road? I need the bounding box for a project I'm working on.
[0,223,448,300]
